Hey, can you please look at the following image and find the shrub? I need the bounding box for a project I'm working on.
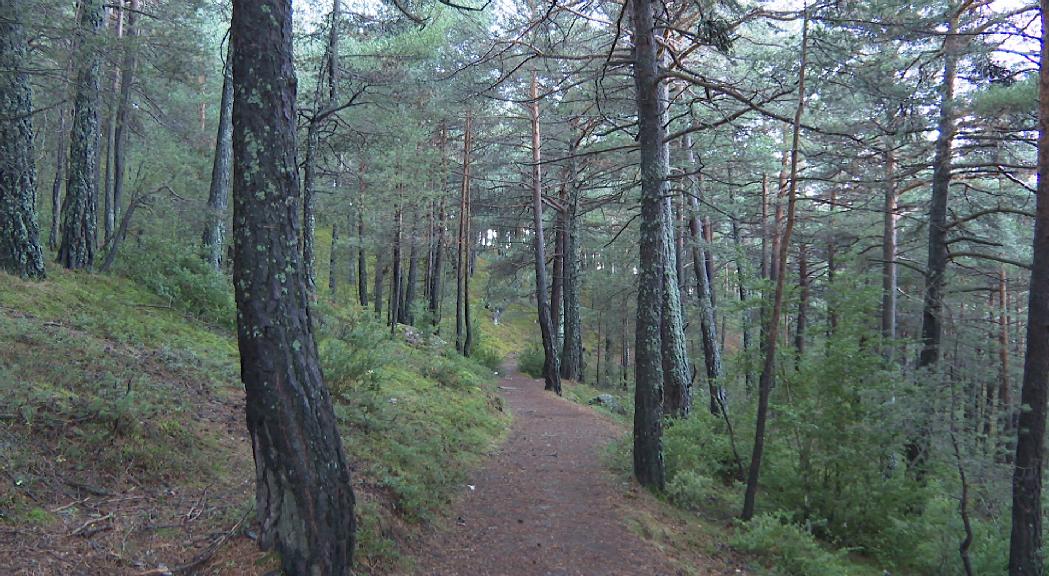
[517,343,545,379]
[666,470,715,510]
[732,513,854,576]
[112,237,235,329]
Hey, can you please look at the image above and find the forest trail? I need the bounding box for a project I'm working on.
[410,362,695,576]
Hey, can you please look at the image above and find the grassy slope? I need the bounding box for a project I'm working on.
[0,265,507,574]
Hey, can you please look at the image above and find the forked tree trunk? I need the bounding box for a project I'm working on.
[230,1,355,572]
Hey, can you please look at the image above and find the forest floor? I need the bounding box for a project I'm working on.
[406,361,747,576]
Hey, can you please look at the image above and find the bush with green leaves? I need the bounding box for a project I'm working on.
[517,343,545,379]
[732,513,854,576]
[112,237,235,329]
[665,470,716,510]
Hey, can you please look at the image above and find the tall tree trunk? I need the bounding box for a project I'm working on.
[102,4,124,245]
[429,198,445,330]
[1008,3,1049,570]
[551,187,565,350]
[630,0,667,489]
[230,1,355,572]
[881,140,898,346]
[456,113,473,354]
[529,73,561,393]
[329,222,339,296]
[998,267,1013,455]
[403,207,419,325]
[58,0,104,271]
[684,135,723,415]
[742,11,808,521]
[910,9,960,474]
[357,168,368,308]
[662,188,693,418]
[560,138,583,382]
[795,244,809,359]
[390,204,402,328]
[202,42,233,271]
[0,0,46,279]
[373,251,386,319]
[302,0,341,297]
[49,15,80,252]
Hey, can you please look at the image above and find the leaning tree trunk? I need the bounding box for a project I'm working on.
[58,0,104,271]
[230,1,355,573]
[630,0,667,489]
[202,42,233,271]
[661,187,692,418]
[1008,3,1049,571]
[528,72,562,394]
[742,10,808,521]
[0,0,46,279]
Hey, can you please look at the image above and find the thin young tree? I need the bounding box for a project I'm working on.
[230,0,355,572]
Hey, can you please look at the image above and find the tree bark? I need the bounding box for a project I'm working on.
[630,0,667,489]
[102,4,124,245]
[560,137,583,382]
[0,0,46,279]
[529,73,561,393]
[456,113,473,355]
[684,135,723,415]
[58,0,104,271]
[881,140,898,346]
[202,42,233,271]
[742,11,808,521]
[1008,3,1049,571]
[910,8,960,474]
[402,207,419,325]
[329,222,339,296]
[357,167,368,308]
[230,1,356,572]
[795,244,809,359]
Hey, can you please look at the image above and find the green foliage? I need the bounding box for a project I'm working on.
[112,237,235,329]
[666,470,716,511]
[663,414,741,484]
[732,513,855,576]
[518,343,546,379]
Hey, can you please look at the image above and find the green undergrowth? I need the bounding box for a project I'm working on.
[0,254,509,573]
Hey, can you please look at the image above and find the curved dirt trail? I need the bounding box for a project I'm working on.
[409,365,685,576]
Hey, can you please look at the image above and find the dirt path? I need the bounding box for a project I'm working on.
[409,365,686,576]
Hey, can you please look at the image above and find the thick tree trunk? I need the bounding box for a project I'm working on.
[1008,4,1049,571]
[58,0,103,271]
[202,42,233,271]
[230,1,356,572]
[0,0,46,279]
[49,27,79,252]
[630,0,666,489]
[529,73,561,393]
[661,190,693,418]
[742,11,808,521]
